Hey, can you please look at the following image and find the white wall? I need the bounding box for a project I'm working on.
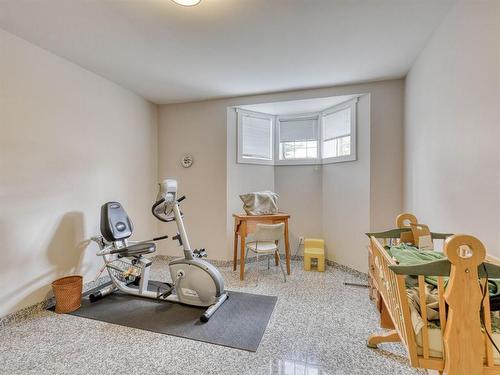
[157,101,228,259]
[405,1,500,254]
[0,29,158,317]
[369,80,405,232]
[159,80,404,271]
[323,95,371,270]
[274,165,323,256]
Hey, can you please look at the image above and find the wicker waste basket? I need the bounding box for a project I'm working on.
[52,275,83,313]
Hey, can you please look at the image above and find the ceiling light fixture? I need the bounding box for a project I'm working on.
[172,0,201,6]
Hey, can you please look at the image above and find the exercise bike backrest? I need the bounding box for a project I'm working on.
[100,202,134,242]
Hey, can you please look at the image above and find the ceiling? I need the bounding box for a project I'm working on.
[238,95,359,116]
[0,0,454,104]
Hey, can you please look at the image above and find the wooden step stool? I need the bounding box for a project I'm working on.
[304,238,325,272]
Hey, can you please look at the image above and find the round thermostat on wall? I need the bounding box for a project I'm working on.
[181,153,194,168]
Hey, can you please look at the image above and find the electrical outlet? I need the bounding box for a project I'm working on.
[298,236,304,244]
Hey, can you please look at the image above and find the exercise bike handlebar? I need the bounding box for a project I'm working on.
[152,198,176,223]
[152,235,169,241]
[151,195,187,222]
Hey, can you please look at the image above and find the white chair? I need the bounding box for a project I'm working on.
[245,223,286,285]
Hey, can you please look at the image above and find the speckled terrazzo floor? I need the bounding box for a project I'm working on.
[0,259,427,375]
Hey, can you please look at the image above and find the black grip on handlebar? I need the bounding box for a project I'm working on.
[177,195,186,203]
[151,198,172,223]
[153,235,169,241]
[109,248,128,255]
[152,198,166,212]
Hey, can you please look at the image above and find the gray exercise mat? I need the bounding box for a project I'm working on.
[62,284,277,352]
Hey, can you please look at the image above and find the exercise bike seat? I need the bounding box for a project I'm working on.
[117,242,156,257]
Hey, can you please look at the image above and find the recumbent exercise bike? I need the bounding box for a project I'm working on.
[90,179,228,322]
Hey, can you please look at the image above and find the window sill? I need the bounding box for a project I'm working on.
[236,155,357,166]
[275,158,321,166]
[322,154,357,164]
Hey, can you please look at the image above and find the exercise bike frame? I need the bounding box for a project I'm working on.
[90,190,228,322]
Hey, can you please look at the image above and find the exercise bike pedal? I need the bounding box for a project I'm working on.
[132,276,141,286]
[151,281,174,300]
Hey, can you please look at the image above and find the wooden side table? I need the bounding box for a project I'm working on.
[233,213,291,281]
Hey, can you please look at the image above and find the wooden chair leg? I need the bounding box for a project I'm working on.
[233,232,238,271]
[239,235,246,281]
[367,330,400,349]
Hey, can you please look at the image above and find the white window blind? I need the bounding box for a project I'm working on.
[323,108,351,141]
[278,117,318,161]
[322,107,351,159]
[279,118,317,142]
[239,113,273,161]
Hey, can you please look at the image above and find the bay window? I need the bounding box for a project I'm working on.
[236,97,358,165]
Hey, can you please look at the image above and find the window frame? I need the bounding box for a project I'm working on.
[320,97,358,164]
[275,113,320,166]
[236,108,275,165]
